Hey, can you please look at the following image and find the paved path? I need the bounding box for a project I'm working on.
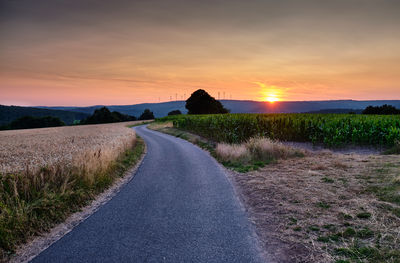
[31,125,264,263]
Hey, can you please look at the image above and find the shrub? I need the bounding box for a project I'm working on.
[168,110,182,116]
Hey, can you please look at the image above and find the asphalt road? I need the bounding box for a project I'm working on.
[31,125,264,263]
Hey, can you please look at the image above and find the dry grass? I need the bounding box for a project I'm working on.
[216,137,306,164]
[0,121,145,260]
[231,152,400,262]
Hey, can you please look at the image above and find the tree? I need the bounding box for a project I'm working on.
[167,110,182,116]
[185,89,229,114]
[82,107,119,124]
[139,109,155,120]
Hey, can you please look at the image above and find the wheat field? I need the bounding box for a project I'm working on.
[0,121,140,175]
[0,121,146,258]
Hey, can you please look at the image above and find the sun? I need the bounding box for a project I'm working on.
[254,82,282,103]
[264,93,280,103]
[266,96,279,103]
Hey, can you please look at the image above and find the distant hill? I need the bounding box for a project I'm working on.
[39,100,400,118]
[39,101,187,118]
[0,105,89,125]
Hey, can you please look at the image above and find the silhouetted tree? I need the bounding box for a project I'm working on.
[185,89,229,114]
[10,116,65,130]
[167,110,182,116]
[362,104,400,115]
[82,107,118,124]
[139,109,155,120]
[82,107,136,124]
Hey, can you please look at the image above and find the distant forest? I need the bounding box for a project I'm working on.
[0,106,151,130]
[0,105,88,125]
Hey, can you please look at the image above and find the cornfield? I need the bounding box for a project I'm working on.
[163,114,400,147]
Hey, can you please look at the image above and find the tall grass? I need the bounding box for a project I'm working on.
[216,137,305,164]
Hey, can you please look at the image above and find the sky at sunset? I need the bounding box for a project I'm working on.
[1,0,399,106]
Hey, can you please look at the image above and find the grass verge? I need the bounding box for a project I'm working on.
[127,120,153,128]
[148,121,304,172]
[0,137,145,261]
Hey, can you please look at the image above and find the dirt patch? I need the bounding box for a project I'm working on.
[282,141,385,155]
[230,152,400,262]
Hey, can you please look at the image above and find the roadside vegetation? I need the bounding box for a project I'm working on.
[150,114,400,262]
[0,121,145,261]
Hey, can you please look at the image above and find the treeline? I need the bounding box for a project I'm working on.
[0,107,155,130]
[362,104,400,115]
[0,105,88,125]
[0,116,65,130]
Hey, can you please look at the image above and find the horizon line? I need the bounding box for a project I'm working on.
[2,98,400,108]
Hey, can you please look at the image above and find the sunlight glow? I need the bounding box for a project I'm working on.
[266,96,279,103]
[254,82,282,103]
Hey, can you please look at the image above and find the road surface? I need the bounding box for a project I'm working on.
[31,125,264,263]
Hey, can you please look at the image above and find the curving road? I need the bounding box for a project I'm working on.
[31,125,264,263]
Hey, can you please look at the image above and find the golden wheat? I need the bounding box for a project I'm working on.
[0,121,146,259]
[0,121,140,175]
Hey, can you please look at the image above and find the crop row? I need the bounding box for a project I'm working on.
[161,114,400,146]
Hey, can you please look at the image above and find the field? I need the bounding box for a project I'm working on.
[150,115,400,263]
[0,122,137,174]
[235,152,400,262]
[0,121,145,260]
[163,113,400,147]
